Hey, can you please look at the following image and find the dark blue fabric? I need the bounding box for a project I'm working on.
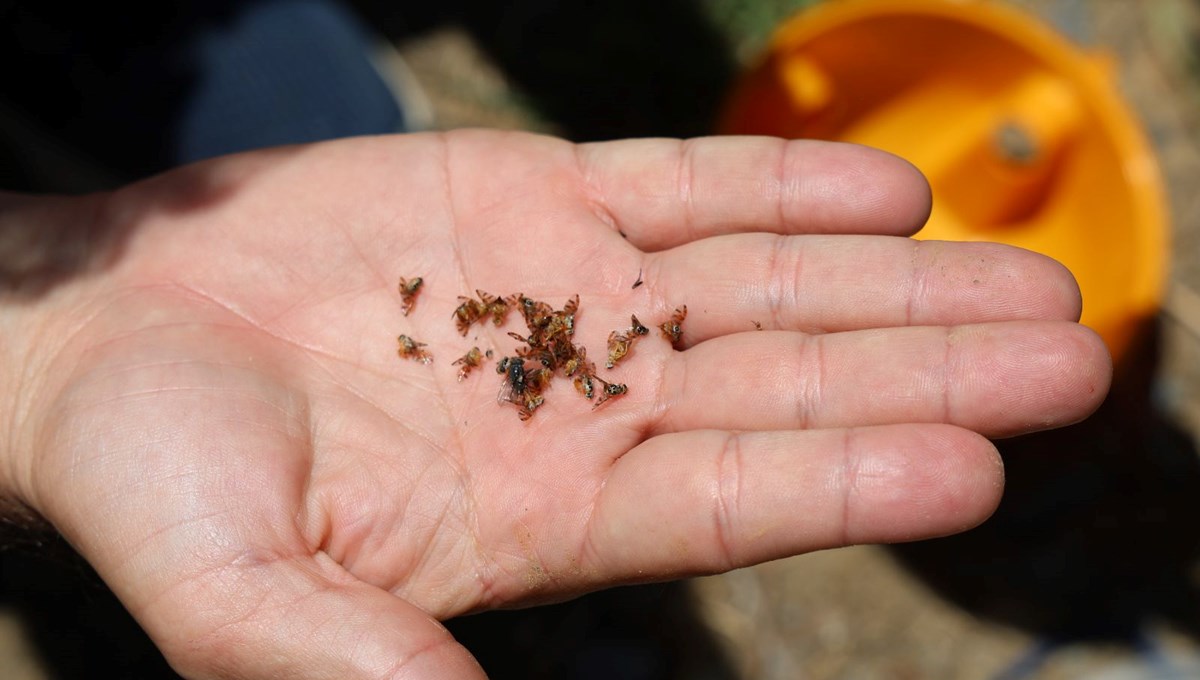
[2,0,406,179]
[171,0,405,163]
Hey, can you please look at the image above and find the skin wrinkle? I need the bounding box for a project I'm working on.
[335,456,428,568]
[176,560,329,675]
[653,340,688,433]
[675,139,698,244]
[427,133,465,433]
[144,545,286,644]
[297,340,443,442]
[82,353,272,383]
[801,332,826,431]
[384,628,471,680]
[712,431,742,572]
[393,507,459,604]
[320,206,396,310]
[572,144,621,237]
[159,286,452,455]
[641,251,675,427]
[451,482,495,611]
[111,507,245,590]
[429,134,491,611]
[941,326,957,426]
[330,450,472,608]
[571,465,612,588]
[171,590,270,668]
[68,384,297,418]
[906,240,924,327]
[773,140,789,232]
[839,427,860,548]
[765,233,789,331]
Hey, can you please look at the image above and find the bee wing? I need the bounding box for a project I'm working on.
[496,376,516,405]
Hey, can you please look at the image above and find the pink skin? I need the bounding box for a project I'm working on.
[0,131,1108,679]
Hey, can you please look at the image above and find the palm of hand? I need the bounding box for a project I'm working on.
[20,131,1108,678]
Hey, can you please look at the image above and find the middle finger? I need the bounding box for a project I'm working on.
[642,234,1082,346]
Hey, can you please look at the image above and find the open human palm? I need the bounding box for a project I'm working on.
[4,131,1108,678]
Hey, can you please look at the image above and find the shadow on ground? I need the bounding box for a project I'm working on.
[891,319,1200,668]
[0,546,736,679]
[447,585,737,680]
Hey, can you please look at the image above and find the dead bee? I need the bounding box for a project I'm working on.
[659,305,687,347]
[630,314,649,336]
[452,346,487,381]
[534,349,558,369]
[562,294,580,317]
[547,338,576,368]
[513,294,553,330]
[573,372,595,400]
[518,394,545,421]
[543,295,579,338]
[508,331,534,345]
[605,315,649,368]
[397,334,432,364]
[606,330,632,369]
[526,366,554,394]
[398,276,423,316]
[452,296,487,336]
[562,345,591,377]
[544,313,574,339]
[592,377,628,410]
[483,291,510,326]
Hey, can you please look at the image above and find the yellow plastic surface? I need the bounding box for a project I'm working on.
[721,0,1168,363]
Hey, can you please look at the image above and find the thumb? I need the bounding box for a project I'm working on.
[141,553,486,680]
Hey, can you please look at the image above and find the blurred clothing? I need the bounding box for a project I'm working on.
[2,0,410,180]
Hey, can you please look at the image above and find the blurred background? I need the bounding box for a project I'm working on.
[5,0,1200,678]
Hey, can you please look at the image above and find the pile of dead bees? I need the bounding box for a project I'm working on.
[393,276,686,421]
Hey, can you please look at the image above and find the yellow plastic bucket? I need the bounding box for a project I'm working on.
[721,0,1168,364]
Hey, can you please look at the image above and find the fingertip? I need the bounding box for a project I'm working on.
[1050,322,1113,427]
[1002,246,1083,322]
[792,141,932,236]
[972,320,1112,437]
[844,425,1004,544]
[862,146,933,236]
[911,241,1086,324]
[1046,254,1085,322]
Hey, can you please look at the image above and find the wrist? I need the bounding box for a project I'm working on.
[0,190,112,529]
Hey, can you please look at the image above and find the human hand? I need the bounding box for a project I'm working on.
[0,131,1109,678]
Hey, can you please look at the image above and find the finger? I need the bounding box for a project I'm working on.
[578,136,931,251]
[641,236,1082,342]
[585,424,1002,579]
[648,321,1110,438]
[144,554,486,680]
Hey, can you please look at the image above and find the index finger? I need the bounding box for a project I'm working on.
[576,136,932,251]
